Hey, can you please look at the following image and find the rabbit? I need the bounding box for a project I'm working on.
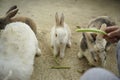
[51,13,71,58]
[0,22,41,80]
[78,16,116,66]
[0,5,37,34]
[0,5,41,57]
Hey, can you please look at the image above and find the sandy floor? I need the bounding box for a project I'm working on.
[0,0,120,80]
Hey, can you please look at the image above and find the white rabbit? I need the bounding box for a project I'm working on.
[0,22,41,80]
[78,16,115,66]
[51,13,71,58]
[0,5,41,57]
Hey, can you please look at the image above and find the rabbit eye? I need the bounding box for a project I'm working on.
[55,34,57,37]
[90,33,97,41]
[97,50,100,52]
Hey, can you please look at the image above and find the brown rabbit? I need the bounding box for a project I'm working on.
[0,5,37,34]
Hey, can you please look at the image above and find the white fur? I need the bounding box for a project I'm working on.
[0,22,41,80]
[51,22,71,58]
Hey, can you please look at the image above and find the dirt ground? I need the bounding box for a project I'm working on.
[0,0,120,80]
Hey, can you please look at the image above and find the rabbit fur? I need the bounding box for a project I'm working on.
[0,5,37,34]
[51,13,71,58]
[78,16,115,66]
[0,22,41,80]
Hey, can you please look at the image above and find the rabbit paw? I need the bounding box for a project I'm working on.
[36,48,41,57]
[60,53,64,59]
[67,40,71,48]
[78,52,83,59]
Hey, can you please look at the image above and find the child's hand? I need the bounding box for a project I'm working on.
[103,26,120,43]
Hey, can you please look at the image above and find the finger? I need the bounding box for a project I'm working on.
[107,29,120,37]
[103,34,109,38]
[103,36,111,42]
[110,38,118,43]
[104,36,118,43]
[105,26,118,33]
[104,37,112,42]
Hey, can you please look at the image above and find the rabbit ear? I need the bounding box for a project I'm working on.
[100,23,107,31]
[84,33,94,48]
[60,13,64,26]
[86,33,94,42]
[6,5,17,14]
[5,9,18,19]
[55,12,59,26]
[96,23,107,38]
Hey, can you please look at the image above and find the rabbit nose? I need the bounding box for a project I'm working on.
[60,42,62,44]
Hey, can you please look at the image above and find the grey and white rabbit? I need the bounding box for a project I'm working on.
[78,16,115,66]
[51,13,71,58]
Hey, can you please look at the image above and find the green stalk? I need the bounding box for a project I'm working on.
[51,66,71,69]
[76,28,107,35]
[54,57,60,65]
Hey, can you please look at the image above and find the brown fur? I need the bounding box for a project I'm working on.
[10,17,37,34]
[0,5,37,34]
[6,5,17,14]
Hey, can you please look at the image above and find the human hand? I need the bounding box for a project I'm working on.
[103,26,120,43]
